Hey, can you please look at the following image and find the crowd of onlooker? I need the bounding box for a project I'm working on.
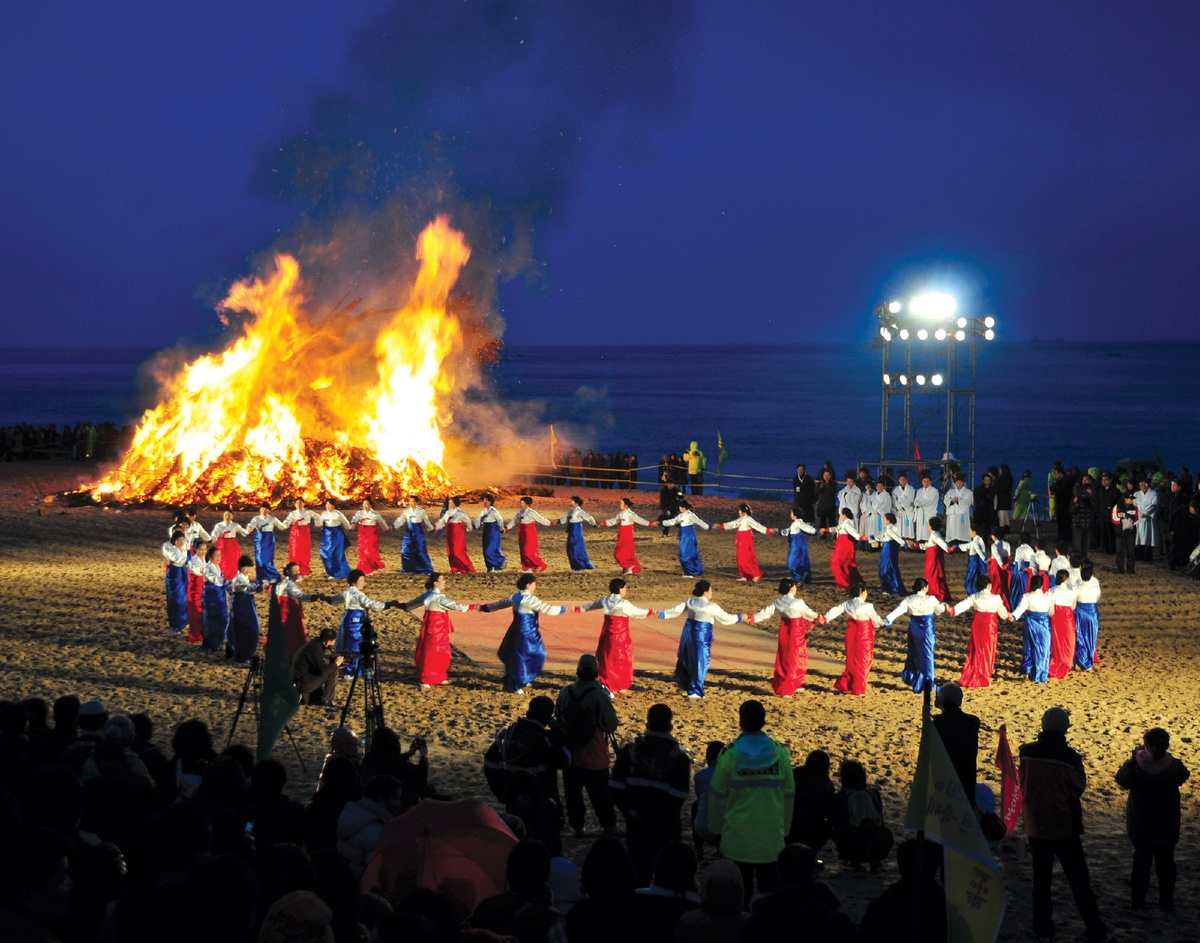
[0,422,131,463]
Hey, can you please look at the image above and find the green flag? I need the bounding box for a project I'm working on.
[717,428,728,471]
[257,587,300,763]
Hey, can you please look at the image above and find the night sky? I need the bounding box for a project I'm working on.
[3,1,1197,349]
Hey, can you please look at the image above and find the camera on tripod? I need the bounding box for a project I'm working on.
[359,634,379,656]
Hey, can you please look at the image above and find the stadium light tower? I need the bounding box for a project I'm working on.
[874,294,996,485]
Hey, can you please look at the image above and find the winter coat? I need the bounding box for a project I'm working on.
[336,796,392,875]
[707,733,794,864]
[1115,747,1190,844]
[1018,731,1086,840]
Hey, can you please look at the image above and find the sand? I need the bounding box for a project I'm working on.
[1,461,1196,941]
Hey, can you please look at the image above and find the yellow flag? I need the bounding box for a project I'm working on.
[904,712,1005,942]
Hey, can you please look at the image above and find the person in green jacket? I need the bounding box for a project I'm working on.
[706,699,794,907]
[1013,469,1036,522]
[684,441,707,496]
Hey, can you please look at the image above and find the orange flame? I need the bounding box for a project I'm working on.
[92,216,473,505]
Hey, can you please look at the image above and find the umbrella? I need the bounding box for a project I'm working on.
[1115,457,1157,470]
[361,799,517,919]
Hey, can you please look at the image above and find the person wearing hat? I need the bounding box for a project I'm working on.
[1018,707,1110,943]
[944,474,974,545]
[932,683,980,807]
[291,628,344,705]
[483,695,571,814]
[610,703,691,884]
[555,654,620,838]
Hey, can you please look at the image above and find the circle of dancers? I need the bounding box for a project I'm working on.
[158,490,1105,699]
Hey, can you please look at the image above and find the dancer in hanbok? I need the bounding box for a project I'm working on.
[474,494,507,572]
[747,577,824,696]
[913,473,940,541]
[394,495,435,574]
[201,544,230,654]
[435,496,476,574]
[658,580,741,698]
[186,539,208,643]
[952,575,1014,689]
[161,530,190,634]
[715,503,774,582]
[601,497,656,575]
[825,507,865,589]
[401,572,476,689]
[779,510,817,584]
[944,474,973,544]
[350,498,389,575]
[884,577,947,694]
[988,526,1012,601]
[964,524,988,596]
[1047,570,1078,678]
[173,509,211,549]
[878,512,907,596]
[893,472,917,540]
[864,481,892,543]
[661,499,710,577]
[824,586,886,696]
[211,511,249,581]
[505,496,552,573]
[1010,570,1052,683]
[228,555,262,664]
[326,569,396,677]
[577,577,655,692]
[480,573,568,693]
[319,500,353,580]
[1011,536,1036,608]
[247,504,287,584]
[283,498,320,576]
[277,561,325,660]
[557,496,598,571]
[918,517,954,602]
[1073,561,1101,670]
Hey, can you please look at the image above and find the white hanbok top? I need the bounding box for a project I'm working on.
[884,593,947,623]
[1048,556,1070,579]
[824,597,884,626]
[559,507,598,526]
[719,515,769,534]
[278,576,317,603]
[605,508,652,527]
[204,561,227,586]
[1033,550,1053,572]
[402,590,470,613]
[1011,589,1053,618]
[868,490,893,515]
[580,593,650,618]
[247,514,288,533]
[507,507,552,530]
[923,531,951,552]
[485,591,566,616]
[966,535,986,559]
[781,518,817,536]
[321,510,352,532]
[1072,577,1101,605]
[435,508,472,529]
[659,597,740,625]
[475,507,504,528]
[662,509,710,530]
[162,542,188,566]
[211,520,249,540]
[283,508,321,528]
[1050,583,1078,609]
[328,586,387,612]
[836,519,862,541]
[881,523,906,545]
[990,539,1011,565]
[893,484,916,513]
[951,589,1010,619]
[837,485,862,514]
[753,595,820,623]
[914,486,940,517]
[187,555,208,577]
[232,572,261,595]
[351,509,390,529]
[393,507,434,532]
[1013,544,1036,566]
[171,520,212,543]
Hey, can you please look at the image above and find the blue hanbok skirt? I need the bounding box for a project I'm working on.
[901,614,936,693]
[498,611,546,692]
[201,583,228,653]
[254,529,281,584]
[1022,610,1051,683]
[965,553,987,595]
[1008,561,1027,613]
[674,618,714,697]
[879,542,907,596]
[785,532,810,583]
[337,608,373,676]
[1074,602,1099,670]
[402,524,434,574]
[320,526,351,579]
[566,522,595,570]
[165,564,188,633]
[229,592,259,662]
[679,525,704,577]
[481,521,506,572]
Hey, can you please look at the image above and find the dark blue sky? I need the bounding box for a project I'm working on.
[3,2,1197,349]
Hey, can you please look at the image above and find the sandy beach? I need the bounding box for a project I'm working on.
[1,461,1196,941]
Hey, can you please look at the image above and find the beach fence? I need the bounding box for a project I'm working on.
[490,459,795,501]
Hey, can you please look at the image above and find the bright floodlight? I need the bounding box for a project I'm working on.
[984,316,995,328]
[954,329,966,341]
[888,300,903,314]
[898,374,908,385]
[916,329,928,340]
[931,373,944,386]
[899,328,910,340]
[880,327,891,340]
[956,317,967,328]
[883,372,891,384]
[984,329,995,341]
[909,291,957,319]
[934,328,947,341]
[916,374,926,385]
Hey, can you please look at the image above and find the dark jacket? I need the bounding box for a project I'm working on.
[610,730,690,824]
[1115,748,1190,844]
[1018,731,1086,839]
[484,717,571,803]
[933,707,980,804]
[792,473,816,517]
[555,679,619,771]
[291,638,337,699]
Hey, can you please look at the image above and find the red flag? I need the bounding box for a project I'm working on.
[994,723,1022,833]
[914,439,922,462]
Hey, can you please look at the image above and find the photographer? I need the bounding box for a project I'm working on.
[484,696,571,817]
[360,728,432,813]
[1112,492,1139,574]
[292,628,343,705]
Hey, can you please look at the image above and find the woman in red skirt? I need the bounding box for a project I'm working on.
[283,497,320,576]
[210,510,249,581]
[601,497,657,575]
[436,495,477,574]
[350,498,389,574]
[748,577,825,696]
[506,496,552,573]
[401,572,476,689]
[576,577,656,692]
[186,538,209,643]
[918,516,954,601]
[826,507,866,589]
[952,573,1014,688]
[1047,569,1078,678]
[824,585,885,696]
[714,503,776,581]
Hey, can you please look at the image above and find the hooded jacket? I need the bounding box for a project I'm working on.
[685,442,706,475]
[1018,731,1086,840]
[1115,747,1190,844]
[707,732,794,863]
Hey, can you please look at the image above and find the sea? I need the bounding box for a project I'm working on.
[2,342,1195,498]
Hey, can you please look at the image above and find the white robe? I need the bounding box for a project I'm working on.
[944,485,973,543]
[893,483,917,539]
[913,486,940,538]
[1133,489,1159,547]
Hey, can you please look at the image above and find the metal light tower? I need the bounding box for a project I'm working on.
[874,292,995,485]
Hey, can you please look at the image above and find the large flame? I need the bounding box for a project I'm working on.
[93,216,473,505]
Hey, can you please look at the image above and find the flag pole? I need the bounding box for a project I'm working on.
[912,680,932,941]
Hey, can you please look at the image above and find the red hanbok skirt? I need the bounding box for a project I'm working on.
[356,524,385,574]
[1048,607,1076,679]
[988,559,1010,598]
[186,569,205,643]
[217,534,240,581]
[597,615,634,691]
[613,524,641,574]
[772,615,812,696]
[924,545,948,601]
[279,595,307,661]
[959,610,999,688]
[445,521,476,574]
[289,524,312,576]
[735,530,763,581]
[518,522,548,572]
[415,610,454,685]
[830,533,862,589]
[834,617,876,696]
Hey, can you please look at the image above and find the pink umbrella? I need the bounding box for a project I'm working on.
[361,799,517,920]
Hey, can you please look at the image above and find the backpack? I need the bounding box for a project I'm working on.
[556,687,596,752]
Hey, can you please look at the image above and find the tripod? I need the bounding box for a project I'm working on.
[340,649,386,744]
[1016,496,1040,542]
[227,655,306,769]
